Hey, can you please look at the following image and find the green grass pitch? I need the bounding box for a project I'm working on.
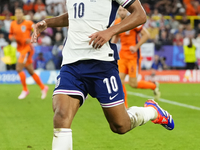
[0,83,200,150]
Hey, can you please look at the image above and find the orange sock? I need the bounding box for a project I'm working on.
[137,80,156,90]
[122,84,128,108]
[18,71,28,91]
[32,73,45,90]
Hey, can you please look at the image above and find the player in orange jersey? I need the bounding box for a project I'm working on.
[112,6,160,108]
[9,8,48,99]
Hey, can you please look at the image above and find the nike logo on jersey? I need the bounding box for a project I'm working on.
[109,93,119,100]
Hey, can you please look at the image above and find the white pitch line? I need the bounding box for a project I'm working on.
[127,91,200,111]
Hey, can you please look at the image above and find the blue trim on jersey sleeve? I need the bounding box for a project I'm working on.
[63,37,67,46]
[109,40,119,60]
[107,1,120,60]
[107,1,120,28]
[124,0,136,9]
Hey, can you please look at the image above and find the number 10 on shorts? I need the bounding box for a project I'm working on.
[103,76,119,94]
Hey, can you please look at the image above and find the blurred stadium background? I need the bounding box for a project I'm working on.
[0,0,200,150]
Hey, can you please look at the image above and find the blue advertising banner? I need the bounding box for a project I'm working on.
[0,70,60,84]
[155,46,185,67]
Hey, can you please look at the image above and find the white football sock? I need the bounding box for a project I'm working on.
[52,128,72,150]
[127,106,157,129]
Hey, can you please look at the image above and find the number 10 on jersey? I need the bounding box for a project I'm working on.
[73,3,85,18]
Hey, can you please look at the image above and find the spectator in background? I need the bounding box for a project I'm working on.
[180,14,190,29]
[46,0,66,15]
[52,27,64,41]
[185,1,197,16]
[195,23,200,37]
[23,0,34,15]
[52,32,63,69]
[142,3,151,15]
[0,20,8,41]
[10,1,23,15]
[145,15,158,29]
[1,3,13,16]
[37,32,52,46]
[151,55,168,70]
[173,32,184,46]
[184,24,196,39]
[0,30,8,46]
[22,0,34,3]
[3,40,17,70]
[170,0,184,16]
[195,33,200,44]
[193,1,200,15]
[155,0,171,15]
[25,10,34,21]
[156,30,173,48]
[169,16,180,34]
[144,15,158,42]
[34,0,46,13]
[34,52,46,70]
[46,4,59,16]
[43,27,54,40]
[33,5,47,22]
[183,37,197,69]
[4,14,12,33]
[152,9,162,18]
[173,24,185,37]
[157,15,170,30]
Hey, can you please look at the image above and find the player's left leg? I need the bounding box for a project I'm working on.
[102,103,158,134]
[25,63,48,99]
[100,66,173,132]
[92,61,159,133]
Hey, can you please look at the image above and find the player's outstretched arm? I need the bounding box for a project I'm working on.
[89,0,146,49]
[31,12,69,43]
[134,27,150,49]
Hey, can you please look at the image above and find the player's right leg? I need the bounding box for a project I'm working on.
[52,94,80,150]
[16,59,29,99]
[52,64,88,150]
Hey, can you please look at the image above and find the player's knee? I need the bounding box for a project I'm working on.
[110,123,128,134]
[129,81,138,88]
[16,68,22,73]
[53,108,70,127]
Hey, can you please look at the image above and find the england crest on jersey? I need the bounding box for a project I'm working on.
[21,25,26,32]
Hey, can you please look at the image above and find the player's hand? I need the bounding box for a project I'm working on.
[130,46,138,53]
[31,20,47,43]
[89,30,112,49]
[26,39,31,44]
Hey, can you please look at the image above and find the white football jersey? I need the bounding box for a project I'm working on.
[62,0,136,65]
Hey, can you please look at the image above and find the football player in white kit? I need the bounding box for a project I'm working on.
[31,0,174,149]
